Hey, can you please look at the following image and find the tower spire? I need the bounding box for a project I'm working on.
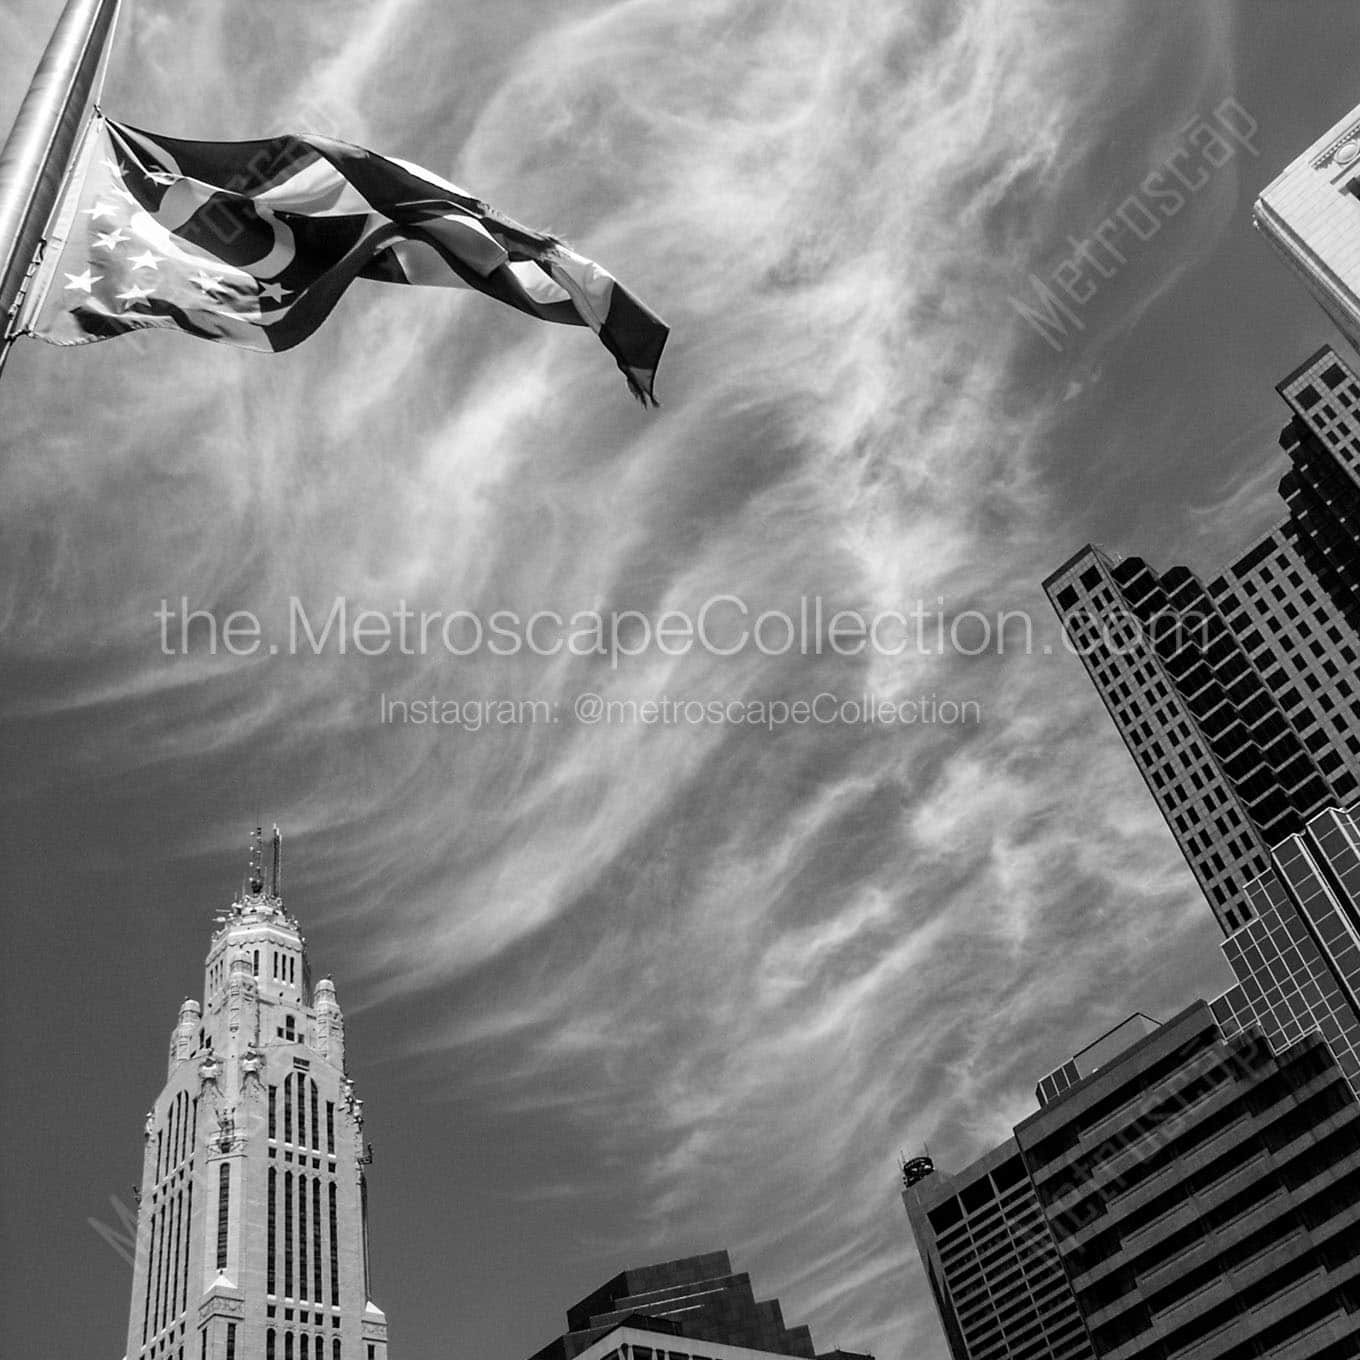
[246,824,264,896]
[270,823,282,899]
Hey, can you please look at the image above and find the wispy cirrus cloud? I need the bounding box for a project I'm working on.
[1,2,1253,1358]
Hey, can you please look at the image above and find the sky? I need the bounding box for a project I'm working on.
[1,3,1358,1359]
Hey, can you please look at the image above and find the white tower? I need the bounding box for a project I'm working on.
[123,827,389,1360]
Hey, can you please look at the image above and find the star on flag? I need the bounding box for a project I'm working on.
[24,113,668,402]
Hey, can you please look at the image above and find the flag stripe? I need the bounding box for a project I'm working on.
[28,115,669,403]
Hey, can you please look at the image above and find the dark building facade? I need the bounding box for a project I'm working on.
[902,1140,1095,1360]
[528,1252,848,1360]
[1044,346,1360,935]
[1021,1002,1360,1359]
[907,1003,1360,1359]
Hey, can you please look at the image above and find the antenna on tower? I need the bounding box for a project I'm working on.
[247,825,265,895]
[270,824,282,899]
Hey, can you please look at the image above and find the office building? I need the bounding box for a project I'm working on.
[1254,100,1360,352]
[527,1252,862,1360]
[906,1003,1360,1358]
[1044,346,1360,935]
[902,1141,1095,1360]
[122,828,389,1360]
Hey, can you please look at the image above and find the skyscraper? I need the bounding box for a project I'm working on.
[1254,100,1360,352]
[902,1139,1095,1360]
[1043,345,1360,935]
[905,1002,1360,1359]
[123,828,389,1360]
[526,1252,860,1360]
[1209,803,1360,1093]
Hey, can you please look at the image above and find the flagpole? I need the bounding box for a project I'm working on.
[0,0,122,376]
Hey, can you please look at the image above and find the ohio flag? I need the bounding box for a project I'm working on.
[24,114,669,403]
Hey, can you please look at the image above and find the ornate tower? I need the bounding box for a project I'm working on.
[123,827,389,1360]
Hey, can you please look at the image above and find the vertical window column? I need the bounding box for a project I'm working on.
[329,1182,339,1306]
[299,1173,309,1301]
[216,1163,231,1272]
[268,1167,277,1295]
[285,1171,294,1298]
[312,1179,322,1301]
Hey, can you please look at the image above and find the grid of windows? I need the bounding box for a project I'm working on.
[1016,1005,1360,1360]
[906,1148,1094,1360]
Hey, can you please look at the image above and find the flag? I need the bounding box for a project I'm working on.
[23,114,668,403]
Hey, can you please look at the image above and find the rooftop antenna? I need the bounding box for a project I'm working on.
[247,825,265,896]
[270,823,282,899]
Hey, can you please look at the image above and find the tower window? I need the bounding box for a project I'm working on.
[269,1086,277,1140]
[267,1331,276,1360]
[298,1173,309,1301]
[312,1178,323,1300]
[326,1103,334,1156]
[329,1183,339,1306]
[285,1171,294,1298]
[225,1324,236,1360]
[254,950,260,976]
[268,1168,277,1295]
[311,1083,320,1153]
[216,1163,231,1271]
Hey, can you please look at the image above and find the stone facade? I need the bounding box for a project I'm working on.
[123,827,389,1360]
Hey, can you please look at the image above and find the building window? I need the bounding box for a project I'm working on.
[333,1342,341,1360]
[226,1323,237,1360]
[286,1335,294,1360]
[268,1168,278,1294]
[268,1330,276,1360]
[299,1173,309,1301]
[326,1103,335,1156]
[285,1076,293,1143]
[329,1183,339,1305]
[285,1171,294,1298]
[312,1178,323,1301]
[270,1086,278,1140]
[216,1163,231,1271]
[311,1082,320,1153]
[302,1337,310,1360]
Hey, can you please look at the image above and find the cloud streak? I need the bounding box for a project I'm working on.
[0,2,1256,1358]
